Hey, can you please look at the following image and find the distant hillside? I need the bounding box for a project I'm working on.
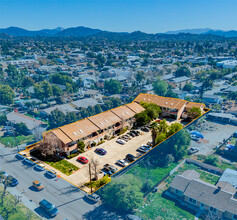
[166,28,213,35]
[0,26,236,39]
[166,28,237,37]
[57,26,102,37]
[0,26,63,37]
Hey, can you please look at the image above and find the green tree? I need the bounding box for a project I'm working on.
[174,66,191,77]
[0,85,15,105]
[183,83,194,91]
[155,132,167,144]
[167,122,183,136]
[152,79,168,96]
[187,107,202,119]
[52,84,63,97]
[41,81,53,98]
[77,141,85,153]
[135,71,145,85]
[15,122,31,135]
[48,109,65,129]
[66,83,73,94]
[100,174,143,213]
[104,79,122,94]
[0,115,7,126]
[134,111,151,126]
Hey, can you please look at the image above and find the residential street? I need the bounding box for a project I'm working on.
[0,143,98,220]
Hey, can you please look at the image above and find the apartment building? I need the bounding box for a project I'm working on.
[168,170,237,219]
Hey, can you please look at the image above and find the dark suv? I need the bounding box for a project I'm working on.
[126,154,136,162]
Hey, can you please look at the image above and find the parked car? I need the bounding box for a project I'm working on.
[124,134,132,140]
[121,136,129,141]
[137,146,149,153]
[77,156,89,164]
[103,164,118,174]
[39,199,59,217]
[85,193,101,203]
[141,127,149,132]
[15,153,25,160]
[128,132,136,137]
[46,170,57,178]
[104,164,110,170]
[108,165,118,173]
[33,180,44,191]
[34,164,45,171]
[7,176,19,187]
[126,154,136,162]
[188,147,199,155]
[131,130,140,136]
[191,135,200,142]
[95,148,107,155]
[116,139,126,145]
[141,144,152,150]
[116,159,129,167]
[23,158,35,166]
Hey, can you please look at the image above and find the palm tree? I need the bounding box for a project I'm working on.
[150,121,159,146]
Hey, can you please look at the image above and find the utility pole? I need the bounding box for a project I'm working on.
[89,163,92,193]
[11,120,19,153]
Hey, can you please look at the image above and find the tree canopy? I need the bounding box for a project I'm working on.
[0,85,15,105]
[104,79,122,94]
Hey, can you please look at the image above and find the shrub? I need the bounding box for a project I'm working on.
[204,155,219,166]
[77,141,85,153]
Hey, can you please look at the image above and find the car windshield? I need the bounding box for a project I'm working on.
[35,183,41,186]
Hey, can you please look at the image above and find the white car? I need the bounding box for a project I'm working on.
[140,144,152,150]
[137,146,149,153]
[86,193,101,203]
[116,159,129,167]
[116,139,126,145]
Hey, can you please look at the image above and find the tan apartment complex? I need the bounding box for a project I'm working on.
[42,94,205,154]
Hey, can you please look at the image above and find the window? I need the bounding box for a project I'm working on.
[175,189,182,195]
[233,214,237,220]
[188,198,196,204]
[210,207,217,213]
[200,203,205,208]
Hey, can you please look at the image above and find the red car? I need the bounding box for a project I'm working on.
[77,156,89,164]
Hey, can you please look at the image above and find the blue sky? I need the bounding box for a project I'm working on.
[0,0,237,33]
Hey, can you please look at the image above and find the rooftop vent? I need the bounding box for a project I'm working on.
[122,113,125,116]
[79,129,83,133]
[105,119,109,123]
[126,112,129,115]
[100,122,103,125]
[165,102,168,105]
[171,103,173,106]
[148,99,150,101]
[73,132,76,135]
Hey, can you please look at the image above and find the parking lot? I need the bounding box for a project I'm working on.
[190,120,237,156]
[66,129,152,189]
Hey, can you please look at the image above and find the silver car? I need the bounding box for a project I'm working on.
[116,159,129,167]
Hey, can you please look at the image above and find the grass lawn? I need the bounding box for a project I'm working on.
[0,186,40,220]
[0,135,34,147]
[45,159,79,175]
[136,192,194,220]
[127,162,177,187]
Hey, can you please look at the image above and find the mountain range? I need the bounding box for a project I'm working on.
[0,26,237,38]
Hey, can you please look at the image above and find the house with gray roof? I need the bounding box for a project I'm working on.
[168,170,237,219]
